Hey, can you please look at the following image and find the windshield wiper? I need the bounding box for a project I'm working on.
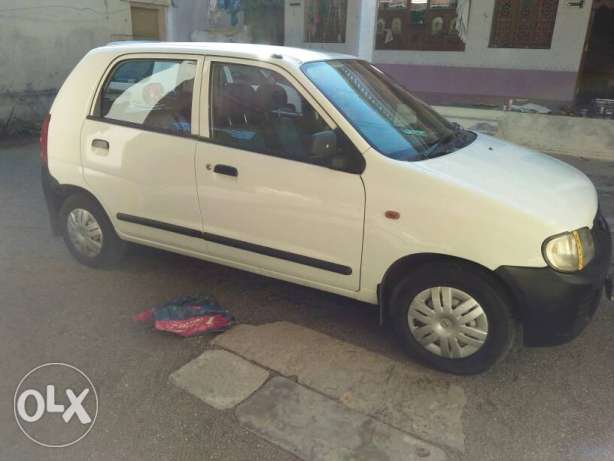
[421,125,464,160]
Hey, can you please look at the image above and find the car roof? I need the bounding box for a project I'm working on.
[97,42,356,66]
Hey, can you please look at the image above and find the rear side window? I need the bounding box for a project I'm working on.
[97,59,196,136]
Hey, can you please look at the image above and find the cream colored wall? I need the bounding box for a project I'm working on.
[284,0,377,60]
[0,0,133,94]
[0,0,134,133]
[374,0,593,72]
[435,105,614,161]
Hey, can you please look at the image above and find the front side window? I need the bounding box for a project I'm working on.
[302,59,474,161]
[98,59,196,135]
[210,62,361,171]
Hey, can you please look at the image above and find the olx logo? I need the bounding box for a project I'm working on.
[14,363,98,448]
[16,385,92,424]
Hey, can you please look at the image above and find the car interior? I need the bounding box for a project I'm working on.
[210,63,331,162]
[143,78,194,135]
[100,60,195,136]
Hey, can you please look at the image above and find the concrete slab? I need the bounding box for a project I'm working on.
[170,349,269,410]
[236,376,448,461]
[214,322,466,451]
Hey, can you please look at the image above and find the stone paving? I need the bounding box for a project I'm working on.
[237,377,447,461]
[213,322,466,452]
[170,350,269,410]
[170,321,466,460]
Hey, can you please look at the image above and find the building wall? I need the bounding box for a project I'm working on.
[374,1,593,107]
[166,0,215,42]
[168,1,285,45]
[0,0,169,135]
[435,105,614,161]
[284,0,377,60]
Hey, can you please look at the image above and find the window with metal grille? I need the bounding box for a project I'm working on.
[375,0,465,51]
[489,0,559,49]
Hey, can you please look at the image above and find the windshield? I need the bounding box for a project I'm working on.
[302,59,460,161]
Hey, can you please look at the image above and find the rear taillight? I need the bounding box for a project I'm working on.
[40,113,51,165]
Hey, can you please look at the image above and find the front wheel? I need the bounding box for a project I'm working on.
[391,261,516,375]
[60,194,126,268]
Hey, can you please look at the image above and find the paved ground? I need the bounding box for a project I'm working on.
[210,322,464,455]
[1,140,613,461]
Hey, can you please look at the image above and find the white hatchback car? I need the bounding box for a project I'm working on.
[41,42,612,374]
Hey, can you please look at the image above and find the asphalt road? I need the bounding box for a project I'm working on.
[1,140,613,461]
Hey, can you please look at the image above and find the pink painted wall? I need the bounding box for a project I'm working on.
[376,63,578,108]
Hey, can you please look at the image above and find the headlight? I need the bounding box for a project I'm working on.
[542,227,595,272]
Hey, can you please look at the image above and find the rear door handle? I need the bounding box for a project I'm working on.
[213,164,238,177]
[92,139,109,150]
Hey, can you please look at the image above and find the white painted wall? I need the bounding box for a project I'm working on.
[356,0,378,61]
[374,0,593,72]
[284,0,377,60]
[166,0,210,42]
[0,0,174,133]
[0,0,134,133]
[435,105,614,161]
[0,0,132,94]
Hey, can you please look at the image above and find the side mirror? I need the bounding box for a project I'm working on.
[310,129,366,174]
[310,130,337,160]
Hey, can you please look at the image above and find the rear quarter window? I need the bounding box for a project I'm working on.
[96,58,197,136]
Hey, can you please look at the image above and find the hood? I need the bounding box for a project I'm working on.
[416,133,598,232]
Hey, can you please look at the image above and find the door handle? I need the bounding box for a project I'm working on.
[213,164,238,177]
[92,139,109,150]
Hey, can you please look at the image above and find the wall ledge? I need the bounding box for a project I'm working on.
[434,106,614,162]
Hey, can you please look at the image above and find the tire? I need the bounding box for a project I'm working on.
[59,193,126,268]
[390,261,516,375]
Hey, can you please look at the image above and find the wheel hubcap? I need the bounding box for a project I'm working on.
[67,208,103,258]
[407,287,488,359]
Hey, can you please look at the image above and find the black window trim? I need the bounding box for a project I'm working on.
[85,115,365,175]
[86,115,195,138]
[89,52,338,129]
[94,56,198,124]
[86,52,366,174]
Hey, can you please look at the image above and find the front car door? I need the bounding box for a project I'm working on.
[195,57,366,291]
[81,54,207,254]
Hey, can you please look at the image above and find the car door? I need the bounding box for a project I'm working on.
[81,54,208,253]
[195,57,366,291]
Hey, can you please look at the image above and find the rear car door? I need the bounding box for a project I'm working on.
[195,58,366,291]
[81,54,207,253]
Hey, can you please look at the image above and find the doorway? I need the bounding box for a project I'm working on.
[131,4,166,41]
[576,0,614,115]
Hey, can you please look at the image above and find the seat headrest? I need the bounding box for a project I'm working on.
[214,83,257,126]
[255,84,288,113]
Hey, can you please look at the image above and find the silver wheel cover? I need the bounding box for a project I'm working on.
[408,287,488,359]
[67,208,103,258]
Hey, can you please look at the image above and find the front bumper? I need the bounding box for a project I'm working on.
[496,212,612,346]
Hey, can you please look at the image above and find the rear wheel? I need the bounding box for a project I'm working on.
[60,194,126,268]
[391,261,516,375]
